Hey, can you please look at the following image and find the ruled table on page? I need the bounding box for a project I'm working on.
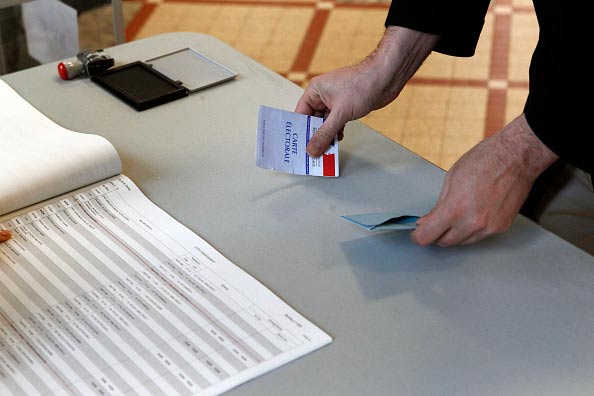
[0,175,331,396]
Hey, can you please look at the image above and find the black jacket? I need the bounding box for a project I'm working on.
[385,0,591,174]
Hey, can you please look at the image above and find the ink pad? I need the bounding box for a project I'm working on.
[91,48,238,111]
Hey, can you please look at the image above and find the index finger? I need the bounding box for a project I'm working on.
[295,90,318,116]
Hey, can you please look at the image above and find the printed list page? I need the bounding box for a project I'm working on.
[0,175,332,396]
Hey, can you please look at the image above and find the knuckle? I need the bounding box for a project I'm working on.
[316,129,335,142]
[467,215,488,234]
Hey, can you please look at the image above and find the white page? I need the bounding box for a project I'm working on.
[0,174,332,395]
[0,79,122,216]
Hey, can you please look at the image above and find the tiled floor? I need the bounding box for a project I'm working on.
[126,0,537,170]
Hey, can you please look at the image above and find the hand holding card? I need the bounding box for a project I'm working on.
[256,105,339,177]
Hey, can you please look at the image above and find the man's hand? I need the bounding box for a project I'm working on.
[296,64,379,157]
[411,114,559,246]
[0,229,11,243]
[295,26,439,157]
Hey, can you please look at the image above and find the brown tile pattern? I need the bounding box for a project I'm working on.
[123,0,537,170]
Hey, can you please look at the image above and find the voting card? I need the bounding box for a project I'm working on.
[256,105,339,177]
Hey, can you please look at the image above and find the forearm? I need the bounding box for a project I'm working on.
[362,26,439,109]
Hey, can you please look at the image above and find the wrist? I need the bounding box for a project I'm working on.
[365,26,439,101]
[503,114,559,181]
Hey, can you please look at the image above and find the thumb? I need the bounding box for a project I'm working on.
[306,112,346,157]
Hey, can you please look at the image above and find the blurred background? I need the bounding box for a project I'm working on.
[0,0,538,171]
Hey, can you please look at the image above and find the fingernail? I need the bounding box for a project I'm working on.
[0,230,11,240]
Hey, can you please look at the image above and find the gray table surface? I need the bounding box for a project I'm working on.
[3,32,594,396]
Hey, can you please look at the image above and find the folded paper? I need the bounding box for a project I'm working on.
[341,212,420,231]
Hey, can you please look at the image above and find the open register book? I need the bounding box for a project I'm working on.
[0,80,332,396]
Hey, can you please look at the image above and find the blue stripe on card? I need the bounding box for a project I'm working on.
[305,116,311,174]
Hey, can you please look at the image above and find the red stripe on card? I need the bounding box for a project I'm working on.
[323,154,335,177]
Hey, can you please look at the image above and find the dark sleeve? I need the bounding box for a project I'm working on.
[384,0,491,57]
[524,1,591,174]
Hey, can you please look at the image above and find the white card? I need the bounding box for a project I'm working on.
[256,105,339,177]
